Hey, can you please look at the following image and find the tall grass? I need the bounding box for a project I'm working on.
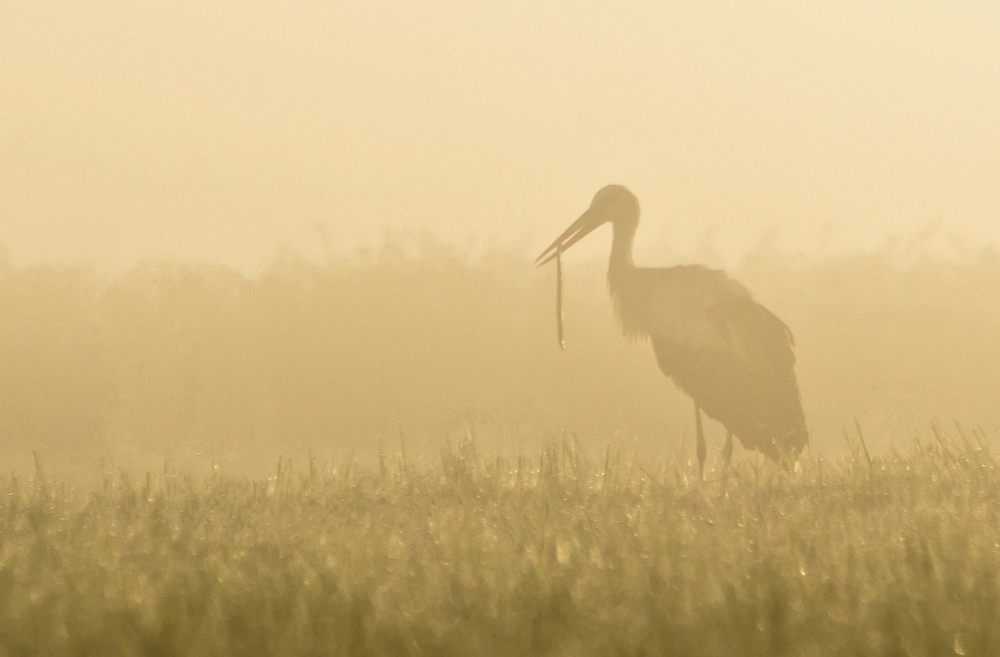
[1,431,997,656]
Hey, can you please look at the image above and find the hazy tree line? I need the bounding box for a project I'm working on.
[0,243,997,480]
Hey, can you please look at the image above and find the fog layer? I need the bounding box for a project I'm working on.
[1,245,996,481]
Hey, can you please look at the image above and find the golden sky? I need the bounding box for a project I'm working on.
[1,1,997,272]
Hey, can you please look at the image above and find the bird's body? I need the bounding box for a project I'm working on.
[538,185,807,474]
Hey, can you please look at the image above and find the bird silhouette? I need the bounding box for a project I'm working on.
[537,185,807,477]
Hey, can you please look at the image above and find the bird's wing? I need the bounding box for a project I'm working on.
[642,266,795,371]
[644,266,807,459]
[640,267,745,351]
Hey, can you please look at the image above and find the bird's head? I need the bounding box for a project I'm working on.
[536,185,640,266]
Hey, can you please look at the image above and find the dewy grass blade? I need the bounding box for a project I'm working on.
[556,247,564,349]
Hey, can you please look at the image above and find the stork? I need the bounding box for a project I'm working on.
[537,185,807,477]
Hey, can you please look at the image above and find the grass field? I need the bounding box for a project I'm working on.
[1,429,997,657]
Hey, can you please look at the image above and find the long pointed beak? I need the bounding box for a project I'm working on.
[535,208,603,266]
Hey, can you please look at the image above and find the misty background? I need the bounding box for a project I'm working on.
[0,2,998,480]
[1,246,997,482]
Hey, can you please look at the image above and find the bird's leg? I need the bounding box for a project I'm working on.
[695,403,706,480]
[722,431,734,469]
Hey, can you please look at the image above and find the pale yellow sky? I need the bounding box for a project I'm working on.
[1,1,997,272]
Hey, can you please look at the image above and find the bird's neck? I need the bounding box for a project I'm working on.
[607,219,647,340]
[607,219,637,291]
